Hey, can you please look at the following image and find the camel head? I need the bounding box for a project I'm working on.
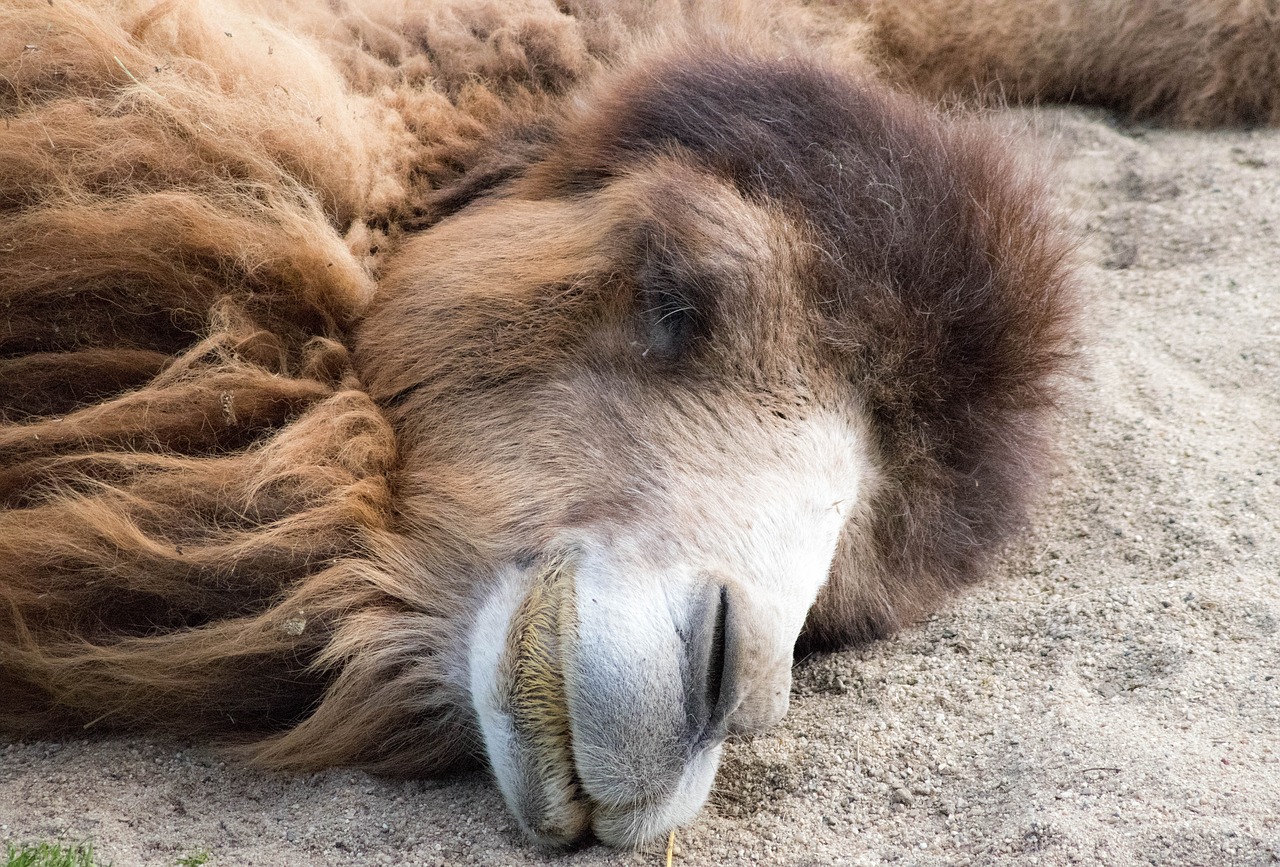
[356,52,1072,847]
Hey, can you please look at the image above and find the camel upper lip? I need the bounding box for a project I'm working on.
[498,554,590,843]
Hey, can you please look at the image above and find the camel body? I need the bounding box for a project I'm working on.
[1,0,1270,846]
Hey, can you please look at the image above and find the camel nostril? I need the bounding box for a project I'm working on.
[686,582,735,747]
[705,584,730,733]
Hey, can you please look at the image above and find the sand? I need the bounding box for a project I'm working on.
[2,104,1278,867]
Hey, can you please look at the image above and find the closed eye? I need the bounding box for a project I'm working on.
[643,284,701,359]
[636,236,709,362]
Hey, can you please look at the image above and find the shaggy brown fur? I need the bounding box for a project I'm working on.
[0,0,1272,784]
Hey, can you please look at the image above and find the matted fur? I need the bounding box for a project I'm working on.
[0,0,1270,785]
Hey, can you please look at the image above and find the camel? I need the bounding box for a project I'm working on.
[0,0,1273,849]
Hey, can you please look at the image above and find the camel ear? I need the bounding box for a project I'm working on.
[425,119,558,222]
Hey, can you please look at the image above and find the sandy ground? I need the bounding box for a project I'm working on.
[2,104,1278,867]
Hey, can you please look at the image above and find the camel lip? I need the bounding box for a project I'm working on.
[497,553,593,844]
[504,554,578,742]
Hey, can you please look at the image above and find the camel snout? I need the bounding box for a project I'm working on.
[469,551,727,847]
